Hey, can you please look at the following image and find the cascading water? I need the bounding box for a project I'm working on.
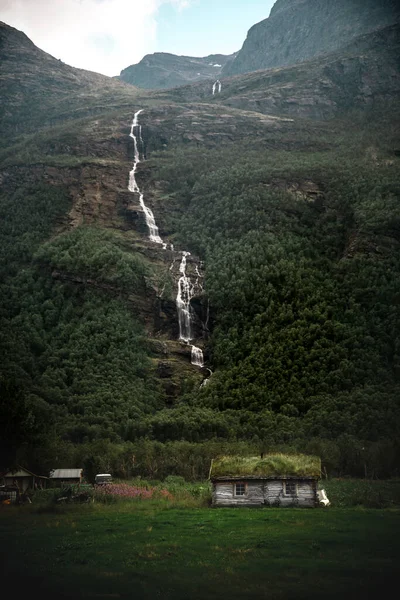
[129,110,165,246]
[200,367,213,387]
[176,252,193,343]
[212,80,222,95]
[191,346,204,367]
[128,110,205,370]
[176,252,204,367]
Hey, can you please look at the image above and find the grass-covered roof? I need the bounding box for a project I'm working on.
[210,454,321,479]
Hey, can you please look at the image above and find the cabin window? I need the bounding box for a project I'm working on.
[284,481,297,497]
[234,482,246,496]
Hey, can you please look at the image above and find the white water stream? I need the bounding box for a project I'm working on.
[200,367,213,387]
[176,251,193,343]
[212,80,222,95]
[129,110,165,246]
[128,111,204,369]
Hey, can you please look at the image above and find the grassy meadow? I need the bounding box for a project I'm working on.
[1,479,399,599]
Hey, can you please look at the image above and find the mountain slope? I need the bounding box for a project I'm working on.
[0,21,139,138]
[119,52,235,90]
[223,0,400,77]
[0,19,399,475]
[163,24,400,122]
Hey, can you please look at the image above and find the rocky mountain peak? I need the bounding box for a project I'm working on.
[223,0,400,77]
[269,0,307,17]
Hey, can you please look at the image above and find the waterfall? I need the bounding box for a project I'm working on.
[176,252,205,367]
[128,110,165,246]
[176,251,193,343]
[128,110,205,369]
[200,368,213,387]
[212,80,222,95]
[191,346,204,368]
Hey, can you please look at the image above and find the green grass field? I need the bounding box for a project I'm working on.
[1,500,399,599]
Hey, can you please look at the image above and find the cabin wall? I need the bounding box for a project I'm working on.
[213,479,318,507]
[212,480,265,506]
[266,480,317,507]
[3,476,31,492]
[50,477,81,488]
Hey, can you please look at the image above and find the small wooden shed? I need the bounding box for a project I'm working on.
[0,466,48,493]
[49,468,83,487]
[210,454,321,508]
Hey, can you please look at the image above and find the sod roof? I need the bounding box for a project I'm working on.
[210,454,321,479]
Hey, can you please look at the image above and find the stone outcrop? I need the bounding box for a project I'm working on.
[223,0,400,77]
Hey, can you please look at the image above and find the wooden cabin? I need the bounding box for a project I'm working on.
[1,466,48,493]
[210,454,321,508]
[49,468,83,487]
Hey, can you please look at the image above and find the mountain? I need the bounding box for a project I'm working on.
[223,0,400,77]
[0,18,399,477]
[119,52,235,90]
[0,21,141,139]
[161,24,400,121]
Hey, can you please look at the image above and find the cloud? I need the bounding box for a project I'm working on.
[0,0,192,76]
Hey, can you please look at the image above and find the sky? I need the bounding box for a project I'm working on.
[0,0,275,76]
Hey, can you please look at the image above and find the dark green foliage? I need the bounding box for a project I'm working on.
[36,226,150,290]
[0,183,71,279]
[148,139,400,448]
[1,78,400,476]
[27,437,397,482]
[1,277,162,442]
[2,11,400,484]
[0,184,162,446]
[323,478,400,508]
[3,130,399,470]
[0,376,53,469]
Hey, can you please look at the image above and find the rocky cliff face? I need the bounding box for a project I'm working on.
[119,52,235,90]
[223,0,400,77]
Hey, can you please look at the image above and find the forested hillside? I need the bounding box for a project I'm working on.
[141,134,400,449]
[0,12,399,479]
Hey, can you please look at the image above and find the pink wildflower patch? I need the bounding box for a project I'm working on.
[95,483,173,501]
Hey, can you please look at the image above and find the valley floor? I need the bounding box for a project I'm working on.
[1,504,398,599]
